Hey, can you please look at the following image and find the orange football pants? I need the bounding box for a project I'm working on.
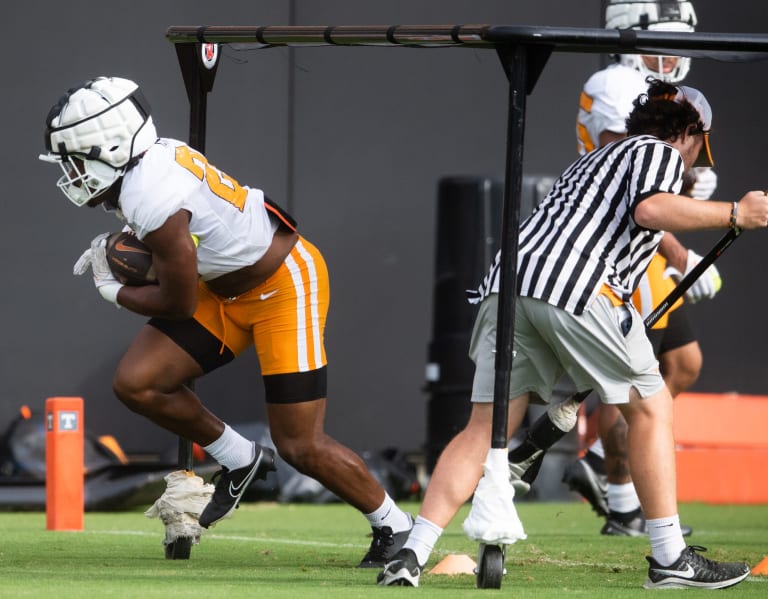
[193,236,328,376]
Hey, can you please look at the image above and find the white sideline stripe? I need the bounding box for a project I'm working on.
[88,529,365,549]
[85,529,625,568]
[208,533,361,549]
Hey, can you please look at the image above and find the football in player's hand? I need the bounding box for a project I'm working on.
[105,231,157,286]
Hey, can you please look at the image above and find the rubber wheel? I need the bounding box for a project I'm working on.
[165,536,193,560]
[476,544,504,589]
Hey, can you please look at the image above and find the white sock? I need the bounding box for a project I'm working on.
[403,515,443,567]
[364,492,412,533]
[202,424,254,471]
[647,515,687,566]
[588,438,605,459]
[606,482,641,514]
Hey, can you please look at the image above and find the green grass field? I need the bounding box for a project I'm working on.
[0,501,765,598]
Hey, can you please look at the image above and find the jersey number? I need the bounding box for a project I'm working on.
[175,146,247,212]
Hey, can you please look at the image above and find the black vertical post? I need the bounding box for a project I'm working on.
[173,41,220,470]
[491,44,528,449]
[175,41,220,153]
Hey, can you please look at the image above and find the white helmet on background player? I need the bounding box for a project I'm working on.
[606,1,698,83]
[40,76,158,206]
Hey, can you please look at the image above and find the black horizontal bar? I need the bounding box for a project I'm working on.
[165,24,489,48]
[485,26,768,55]
[166,24,768,55]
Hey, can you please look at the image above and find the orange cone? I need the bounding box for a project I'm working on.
[429,554,477,575]
[751,556,768,576]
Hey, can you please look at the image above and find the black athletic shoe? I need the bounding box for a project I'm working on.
[644,545,750,589]
[377,548,423,587]
[602,510,693,538]
[198,444,276,528]
[601,509,647,537]
[358,515,414,569]
[562,453,608,516]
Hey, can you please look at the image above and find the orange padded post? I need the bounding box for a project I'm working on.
[45,397,84,530]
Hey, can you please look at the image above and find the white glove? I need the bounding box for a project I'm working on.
[73,233,124,306]
[688,167,718,200]
[684,249,722,304]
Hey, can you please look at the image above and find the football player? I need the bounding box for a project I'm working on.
[39,76,412,566]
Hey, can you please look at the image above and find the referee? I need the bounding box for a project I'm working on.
[379,78,768,589]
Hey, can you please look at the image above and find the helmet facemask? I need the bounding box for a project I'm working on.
[607,1,697,83]
[39,153,123,207]
[619,53,692,83]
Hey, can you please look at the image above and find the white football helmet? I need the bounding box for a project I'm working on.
[606,1,698,83]
[40,77,157,206]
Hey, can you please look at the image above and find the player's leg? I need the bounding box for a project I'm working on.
[417,402,495,528]
[598,403,649,535]
[622,385,749,589]
[378,395,529,586]
[599,306,699,534]
[618,387,676,517]
[266,398,385,512]
[113,323,212,439]
[114,313,275,528]
[419,394,529,531]
[563,319,647,523]
[266,395,412,569]
[560,402,609,516]
[558,297,748,588]
[656,306,702,398]
[659,341,701,397]
[255,237,411,566]
[380,294,550,586]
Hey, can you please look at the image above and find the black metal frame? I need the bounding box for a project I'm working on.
[165,24,768,451]
[173,42,221,471]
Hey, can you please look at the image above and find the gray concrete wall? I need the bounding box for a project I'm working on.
[3,0,766,457]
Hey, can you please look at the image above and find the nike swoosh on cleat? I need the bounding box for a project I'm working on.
[653,564,696,579]
[228,463,259,498]
[260,289,279,300]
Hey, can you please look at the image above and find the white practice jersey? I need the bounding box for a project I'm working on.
[118,138,278,281]
[576,63,648,155]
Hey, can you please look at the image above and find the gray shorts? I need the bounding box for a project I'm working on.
[469,294,664,405]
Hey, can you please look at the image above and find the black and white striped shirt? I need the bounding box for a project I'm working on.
[468,135,684,314]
